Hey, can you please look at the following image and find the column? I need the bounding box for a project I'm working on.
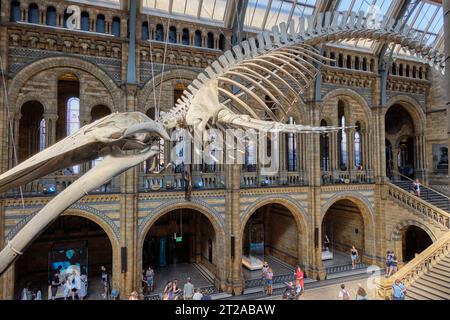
[120,85,138,298]
[372,106,387,182]
[348,128,355,170]
[226,164,242,294]
[43,113,58,147]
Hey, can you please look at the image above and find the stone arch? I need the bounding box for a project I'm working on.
[10,207,120,294]
[61,209,120,290]
[16,95,50,116]
[385,95,426,134]
[8,57,121,113]
[240,195,310,270]
[321,193,376,262]
[138,68,199,112]
[390,219,437,242]
[137,201,226,289]
[321,88,371,127]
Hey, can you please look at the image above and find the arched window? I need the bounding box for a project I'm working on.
[80,12,89,31]
[244,135,256,172]
[194,30,202,47]
[399,64,404,76]
[392,63,397,75]
[181,28,189,45]
[18,101,44,162]
[10,1,21,22]
[406,65,410,77]
[142,22,149,40]
[370,59,375,72]
[66,97,80,174]
[354,122,362,169]
[28,3,39,23]
[320,119,330,171]
[155,24,164,41]
[287,117,297,172]
[96,14,105,33]
[338,54,344,68]
[412,66,417,79]
[112,17,121,37]
[66,97,80,137]
[219,34,225,51]
[168,26,176,43]
[419,67,423,79]
[207,32,214,49]
[362,57,368,71]
[90,105,111,168]
[63,9,71,28]
[354,57,360,70]
[46,6,56,26]
[338,101,347,170]
[346,55,352,69]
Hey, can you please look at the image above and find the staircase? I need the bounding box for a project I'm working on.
[377,232,450,300]
[406,252,450,300]
[392,179,450,212]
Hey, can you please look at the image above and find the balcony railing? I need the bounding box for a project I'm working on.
[4,174,120,198]
[241,171,308,188]
[139,172,225,192]
[321,170,374,185]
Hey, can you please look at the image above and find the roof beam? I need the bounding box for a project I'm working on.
[230,0,249,44]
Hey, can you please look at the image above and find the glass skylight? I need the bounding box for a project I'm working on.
[143,0,230,23]
[244,0,317,31]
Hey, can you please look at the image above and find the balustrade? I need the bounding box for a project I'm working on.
[387,183,450,229]
[377,232,450,299]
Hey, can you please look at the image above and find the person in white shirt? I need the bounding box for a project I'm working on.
[338,284,350,300]
[193,288,203,300]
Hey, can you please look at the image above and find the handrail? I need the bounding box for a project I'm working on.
[392,171,450,201]
[387,183,450,229]
[377,231,450,299]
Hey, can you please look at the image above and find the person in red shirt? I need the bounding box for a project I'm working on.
[295,266,304,293]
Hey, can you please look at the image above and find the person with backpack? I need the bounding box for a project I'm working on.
[392,279,406,300]
[355,283,368,300]
[338,284,350,300]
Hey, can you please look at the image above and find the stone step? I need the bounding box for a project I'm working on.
[192,263,215,285]
[410,282,450,300]
[406,289,431,300]
[421,273,450,290]
[407,285,446,300]
[415,278,450,297]
[433,264,450,274]
[441,257,450,264]
[429,266,450,278]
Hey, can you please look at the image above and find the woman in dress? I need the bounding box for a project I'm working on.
[350,245,359,269]
[295,266,304,294]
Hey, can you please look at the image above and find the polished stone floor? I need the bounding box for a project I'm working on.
[149,263,212,295]
[323,251,354,268]
[243,255,295,280]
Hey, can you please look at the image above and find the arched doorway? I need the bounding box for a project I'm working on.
[401,225,433,262]
[321,199,366,272]
[141,208,219,296]
[14,215,113,300]
[385,104,416,178]
[241,203,306,287]
[18,101,45,163]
